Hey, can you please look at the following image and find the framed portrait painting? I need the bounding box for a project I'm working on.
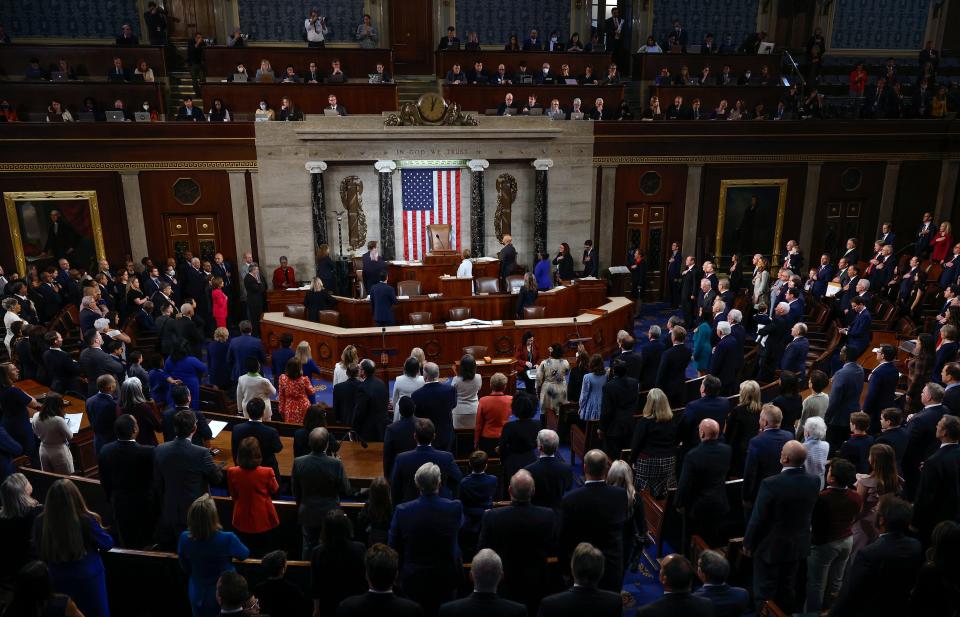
[3,190,106,275]
[715,179,788,265]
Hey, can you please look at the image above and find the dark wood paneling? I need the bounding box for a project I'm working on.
[893,161,941,243]
[202,47,394,78]
[443,84,624,112]
[633,52,783,81]
[652,86,786,115]
[436,50,614,79]
[0,172,130,272]
[613,164,687,268]
[391,0,434,75]
[200,83,398,115]
[4,82,165,119]
[0,44,168,78]
[138,171,237,266]
[814,162,886,262]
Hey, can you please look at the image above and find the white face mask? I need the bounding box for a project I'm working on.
[142,104,149,111]
[259,103,267,110]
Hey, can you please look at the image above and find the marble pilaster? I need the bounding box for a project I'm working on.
[467,159,489,256]
[375,160,398,260]
[532,158,554,257]
[305,161,328,261]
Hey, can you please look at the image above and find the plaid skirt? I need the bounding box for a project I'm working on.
[633,455,676,500]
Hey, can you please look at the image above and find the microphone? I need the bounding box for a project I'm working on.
[435,234,446,250]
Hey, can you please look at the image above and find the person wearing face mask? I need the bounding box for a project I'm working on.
[0,99,18,122]
[227,63,249,82]
[254,100,275,121]
[536,62,554,84]
[739,69,754,86]
[547,29,563,52]
[139,101,158,122]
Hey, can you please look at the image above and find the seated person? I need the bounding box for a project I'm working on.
[227,27,246,47]
[116,23,139,46]
[491,63,511,85]
[546,98,565,119]
[496,93,516,116]
[326,58,347,83]
[255,59,275,83]
[134,60,155,82]
[372,62,391,83]
[0,99,19,122]
[438,26,460,50]
[467,61,488,84]
[521,94,541,114]
[513,60,533,83]
[603,63,620,85]
[581,65,599,85]
[277,97,304,121]
[504,34,521,52]
[523,28,543,51]
[588,97,606,120]
[111,99,134,121]
[280,64,302,83]
[79,97,104,121]
[226,63,249,82]
[45,99,74,123]
[303,61,323,84]
[54,59,78,81]
[568,97,586,119]
[547,29,564,52]
[107,57,131,81]
[557,63,575,83]
[208,98,231,122]
[464,31,480,51]
[738,69,755,85]
[568,32,585,52]
[255,100,275,121]
[326,94,348,116]
[445,63,466,84]
[536,62,554,84]
[585,32,605,52]
[176,96,205,122]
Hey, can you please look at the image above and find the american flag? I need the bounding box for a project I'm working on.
[401,168,461,261]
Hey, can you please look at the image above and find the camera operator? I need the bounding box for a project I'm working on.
[305,9,328,48]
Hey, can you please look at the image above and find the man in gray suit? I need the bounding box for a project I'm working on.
[292,427,353,558]
[78,330,124,396]
[153,410,223,549]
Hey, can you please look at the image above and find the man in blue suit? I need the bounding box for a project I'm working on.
[878,222,896,247]
[897,255,924,309]
[383,395,418,478]
[657,326,693,408]
[781,322,809,382]
[744,441,820,614]
[811,254,835,298]
[411,362,457,452]
[916,211,934,256]
[524,428,574,511]
[86,374,120,455]
[226,320,265,383]
[353,359,389,443]
[667,242,682,308]
[903,382,948,500]
[679,375,731,459]
[390,418,462,504]
[639,326,665,390]
[824,346,865,453]
[522,28,543,51]
[876,408,908,470]
[389,461,464,615]
[160,385,213,446]
[785,287,804,326]
[709,322,742,396]
[231,398,283,482]
[863,345,899,433]
[942,361,960,413]
[742,404,794,508]
[369,271,398,326]
[841,296,872,361]
[692,549,750,617]
[938,245,960,288]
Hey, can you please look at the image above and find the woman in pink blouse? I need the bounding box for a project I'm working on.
[211,277,228,329]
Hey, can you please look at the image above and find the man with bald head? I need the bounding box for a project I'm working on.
[438,548,525,616]
[676,418,732,547]
[744,440,820,613]
[478,470,556,613]
[743,404,794,508]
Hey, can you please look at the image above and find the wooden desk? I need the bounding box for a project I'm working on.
[267,288,309,313]
[633,52,784,81]
[18,380,96,476]
[438,277,474,297]
[443,84,624,113]
[436,50,612,79]
[0,44,168,79]
[388,258,500,294]
[200,82,398,115]
[6,82,166,119]
[651,85,786,114]
[203,47,394,79]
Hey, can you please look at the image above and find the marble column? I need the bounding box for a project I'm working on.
[877,161,901,232]
[119,171,148,260]
[532,158,554,257]
[305,162,328,263]
[798,163,822,259]
[934,159,959,224]
[467,159,489,257]
[375,160,398,260]
[598,165,617,270]
[681,165,703,261]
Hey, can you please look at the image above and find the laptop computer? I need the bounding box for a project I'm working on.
[50,71,67,81]
[527,108,543,116]
[258,72,274,83]
[105,110,126,122]
[134,111,152,122]
[564,78,578,85]
[368,73,382,84]
[254,115,271,122]
[323,109,341,116]
[485,108,498,116]
[758,41,775,54]
[569,111,584,120]
[232,73,248,83]
[77,111,96,122]
[131,73,145,82]
[518,74,533,84]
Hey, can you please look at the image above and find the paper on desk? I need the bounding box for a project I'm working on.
[608,266,630,274]
[65,413,83,434]
[826,282,841,297]
[208,420,228,440]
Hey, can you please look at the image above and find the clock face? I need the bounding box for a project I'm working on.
[418,93,447,122]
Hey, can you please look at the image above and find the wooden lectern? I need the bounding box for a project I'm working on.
[427,224,455,255]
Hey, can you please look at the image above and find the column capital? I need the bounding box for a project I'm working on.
[374,160,397,173]
[305,161,328,173]
[531,158,554,171]
[467,159,489,172]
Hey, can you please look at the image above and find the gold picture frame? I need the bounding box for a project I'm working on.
[716,179,788,266]
[3,190,106,275]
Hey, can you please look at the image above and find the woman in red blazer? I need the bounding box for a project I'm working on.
[931,221,953,262]
[227,436,279,556]
[514,330,539,393]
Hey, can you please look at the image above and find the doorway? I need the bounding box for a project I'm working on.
[390,0,434,74]
[164,0,217,41]
[164,214,222,263]
[616,203,668,298]
[774,0,816,50]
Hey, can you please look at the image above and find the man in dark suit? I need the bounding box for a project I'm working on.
[824,346,865,452]
[676,419,731,547]
[183,256,208,317]
[657,326,692,408]
[692,550,750,617]
[361,240,386,293]
[438,549,526,617]
[153,410,223,548]
[211,252,234,297]
[522,28,542,50]
[36,272,63,322]
[615,336,643,381]
[781,323,810,382]
[166,305,205,357]
[42,330,81,394]
[437,26,460,50]
[667,20,689,51]
[78,330,124,397]
[332,362,361,426]
[830,496,922,616]
[383,395,418,478]
[639,327,664,390]
[742,405,794,508]
[243,264,267,336]
[226,321,266,383]
[175,96,205,121]
[938,249,960,288]
[86,374,120,455]
[369,272,398,327]
[160,385,213,445]
[743,441,820,613]
[390,418,462,504]
[863,345,899,432]
[559,450,627,592]
[411,362,457,452]
[498,235,517,283]
[696,278,717,320]
[811,254,835,298]
[98,414,155,548]
[478,469,556,613]
[756,303,789,382]
[599,360,638,461]
[942,361,960,412]
[581,239,598,277]
[537,542,621,617]
[709,322,742,396]
[524,428,573,511]
[353,359,389,442]
[841,295,871,361]
[912,414,960,544]
[863,76,892,118]
[292,427,353,557]
[231,398,283,481]
[389,461,464,615]
[637,553,714,617]
[916,211,935,256]
[336,544,423,617]
[666,243,682,307]
[679,376,731,460]
[875,408,908,470]
[43,210,79,259]
[679,256,698,327]
[904,383,949,498]
[785,288,804,326]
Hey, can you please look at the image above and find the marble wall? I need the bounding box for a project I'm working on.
[252,116,595,280]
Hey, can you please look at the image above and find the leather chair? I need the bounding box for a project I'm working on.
[284,304,306,319]
[506,274,525,294]
[397,280,422,296]
[318,310,340,326]
[463,345,488,357]
[475,277,500,294]
[523,306,546,319]
[448,307,472,321]
[409,312,432,325]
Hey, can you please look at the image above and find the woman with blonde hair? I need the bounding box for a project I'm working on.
[333,345,359,386]
[410,347,426,371]
[304,277,337,322]
[255,58,274,82]
[725,380,762,473]
[207,327,231,390]
[752,255,770,308]
[35,479,113,617]
[628,388,678,498]
[178,494,250,617]
[294,340,322,382]
[931,221,953,262]
[0,472,43,584]
[851,443,901,558]
[608,459,646,600]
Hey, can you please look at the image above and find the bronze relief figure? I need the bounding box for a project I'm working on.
[494,173,517,243]
[339,176,367,251]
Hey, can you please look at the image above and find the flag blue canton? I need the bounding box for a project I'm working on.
[401,169,436,211]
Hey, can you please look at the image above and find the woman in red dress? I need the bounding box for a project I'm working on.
[211,277,228,329]
[931,221,953,262]
[227,436,279,556]
[277,358,317,424]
